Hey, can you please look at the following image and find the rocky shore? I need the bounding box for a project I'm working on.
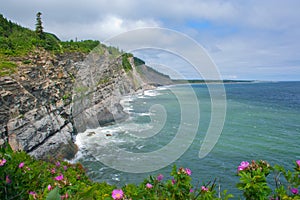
[0,47,172,160]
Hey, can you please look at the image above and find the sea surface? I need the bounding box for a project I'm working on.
[73,81,300,197]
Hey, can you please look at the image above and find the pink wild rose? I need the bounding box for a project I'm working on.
[185,168,192,176]
[157,174,164,181]
[237,161,249,171]
[172,179,176,185]
[51,168,56,174]
[291,188,299,195]
[0,159,6,166]
[112,189,124,200]
[19,162,24,168]
[201,186,209,192]
[296,160,300,168]
[54,174,64,181]
[47,184,52,191]
[146,183,153,189]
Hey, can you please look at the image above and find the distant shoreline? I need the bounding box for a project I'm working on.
[171,79,300,84]
[171,79,255,84]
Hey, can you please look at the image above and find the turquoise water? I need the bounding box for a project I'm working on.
[74,82,300,197]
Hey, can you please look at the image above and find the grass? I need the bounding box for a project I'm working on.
[0,61,17,76]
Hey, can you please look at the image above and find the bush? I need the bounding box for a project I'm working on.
[1,145,300,199]
[0,146,91,199]
[237,160,300,199]
[122,53,133,72]
[0,61,17,76]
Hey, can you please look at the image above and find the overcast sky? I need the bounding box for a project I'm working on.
[1,0,300,80]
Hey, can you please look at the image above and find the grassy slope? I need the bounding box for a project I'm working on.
[0,14,100,76]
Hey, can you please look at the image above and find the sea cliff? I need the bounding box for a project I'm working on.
[0,47,172,160]
[0,13,172,159]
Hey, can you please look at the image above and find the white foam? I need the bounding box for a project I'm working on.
[73,86,168,164]
[137,112,151,116]
[143,90,159,97]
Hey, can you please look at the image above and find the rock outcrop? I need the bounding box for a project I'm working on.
[0,47,172,160]
[0,49,84,159]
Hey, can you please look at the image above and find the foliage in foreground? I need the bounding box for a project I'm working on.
[237,160,300,200]
[1,146,300,200]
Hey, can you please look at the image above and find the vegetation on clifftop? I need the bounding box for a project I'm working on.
[122,53,133,72]
[0,13,144,78]
[0,13,99,63]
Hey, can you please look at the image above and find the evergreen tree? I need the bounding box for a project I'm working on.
[35,12,44,38]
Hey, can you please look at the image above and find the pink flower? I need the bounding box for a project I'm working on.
[296,160,300,168]
[237,166,244,171]
[56,161,60,167]
[0,159,6,166]
[157,174,164,181]
[146,183,153,189]
[54,174,64,181]
[237,161,249,172]
[291,188,299,195]
[240,161,249,168]
[190,189,194,193]
[5,175,11,184]
[201,186,209,192]
[19,162,24,168]
[172,179,176,185]
[29,191,37,199]
[47,184,52,191]
[61,192,69,199]
[112,189,124,200]
[51,168,56,174]
[185,168,192,176]
[63,166,68,171]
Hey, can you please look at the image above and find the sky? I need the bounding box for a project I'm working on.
[1,0,300,81]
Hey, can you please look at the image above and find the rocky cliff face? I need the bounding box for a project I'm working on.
[0,47,172,160]
[0,49,85,159]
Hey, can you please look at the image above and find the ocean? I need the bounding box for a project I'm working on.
[73,81,300,197]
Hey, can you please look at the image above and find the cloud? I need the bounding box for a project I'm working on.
[0,0,300,80]
[48,15,160,40]
[232,0,300,31]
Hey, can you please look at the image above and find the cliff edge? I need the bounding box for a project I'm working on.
[0,14,173,159]
[0,47,172,160]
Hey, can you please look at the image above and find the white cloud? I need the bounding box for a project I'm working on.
[0,0,300,80]
[233,0,300,31]
[133,0,236,21]
[96,16,160,40]
[48,15,160,40]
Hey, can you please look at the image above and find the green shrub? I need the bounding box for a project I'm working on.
[59,40,100,54]
[1,144,300,199]
[237,160,300,200]
[0,61,17,76]
[0,146,91,199]
[22,60,31,64]
[133,57,145,66]
[122,53,133,72]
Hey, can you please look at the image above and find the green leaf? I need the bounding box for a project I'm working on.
[46,187,61,200]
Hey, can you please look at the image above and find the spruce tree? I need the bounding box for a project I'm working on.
[35,12,44,38]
